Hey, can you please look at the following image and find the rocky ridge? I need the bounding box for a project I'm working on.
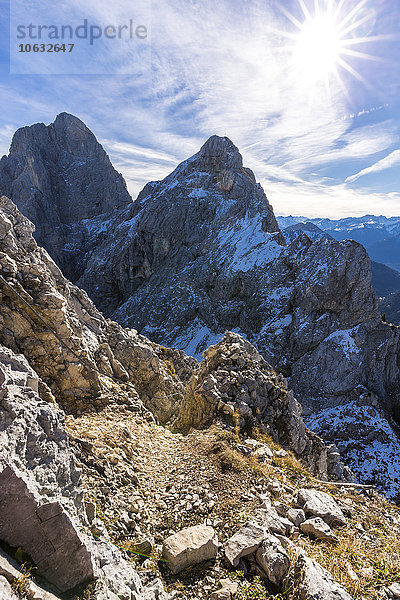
[2,116,400,496]
[0,195,195,420]
[0,197,399,598]
[0,344,167,600]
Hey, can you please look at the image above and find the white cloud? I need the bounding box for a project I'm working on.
[1,0,400,215]
[266,178,400,219]
[346,149,400,183]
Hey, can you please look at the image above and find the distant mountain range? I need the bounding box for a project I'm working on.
[278,217,400,325]
[278,215,400,272]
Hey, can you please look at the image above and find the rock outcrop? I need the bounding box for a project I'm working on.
[0,195,194,420]
[0,344,167,599]
[178,332,353,481]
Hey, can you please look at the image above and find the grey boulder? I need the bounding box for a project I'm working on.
[162,525,218,573]
[255,534,290,586]
[297,489,347,526]
[224,505,292,567]
[300,518,339,544]
[294,554,352,600]
[224,522,265,567]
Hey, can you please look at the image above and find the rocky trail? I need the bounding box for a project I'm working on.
[66,406,400,600]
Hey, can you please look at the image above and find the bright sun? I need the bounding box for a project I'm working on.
[296,13,342,77]
[279,0,382,88]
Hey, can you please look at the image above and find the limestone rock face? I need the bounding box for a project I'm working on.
[178,332,351,481]
[0,112,132,281]
[0,344,168,598]
[79,135,283,323]
[0,195,194,419]
[162,525,218,573]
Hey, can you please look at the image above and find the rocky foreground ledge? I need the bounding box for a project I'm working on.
[0,345,167,600]
[1,344,400,600]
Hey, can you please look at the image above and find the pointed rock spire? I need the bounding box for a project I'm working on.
[197,135,243,171]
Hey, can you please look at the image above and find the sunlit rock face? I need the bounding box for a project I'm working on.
[0,195,192,420]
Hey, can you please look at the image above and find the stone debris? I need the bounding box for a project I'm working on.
[255,534,290,586]
[300,517,339,544]
[297,489,347,526]
[162,525,218,573]
[211,579,238,600]
[253,445,274,461]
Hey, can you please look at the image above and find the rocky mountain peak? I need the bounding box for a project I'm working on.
[10,112,92,154]
[0,113,132,281]
[196,134,243,171]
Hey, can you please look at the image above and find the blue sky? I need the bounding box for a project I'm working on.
[1,0,400,217]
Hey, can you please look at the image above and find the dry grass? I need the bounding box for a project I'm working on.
[294,497,400,599]
[10,563,34,597]
[66,409,400,600]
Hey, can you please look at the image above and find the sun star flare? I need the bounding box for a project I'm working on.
[280,0,385,90]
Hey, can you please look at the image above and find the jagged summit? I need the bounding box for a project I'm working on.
[197,134,243,170]
[0,113,132,280]
[9,113,101,161]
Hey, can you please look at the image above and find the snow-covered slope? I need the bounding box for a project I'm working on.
[307,402,400,499]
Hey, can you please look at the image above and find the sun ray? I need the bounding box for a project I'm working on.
[332,66,352,103]
[336,56,367,84]
[342,35,397,46]
[340,49,383,62]
[332,0,347,23]
[339,14,376,38]
[334,0,368,32]
[277,4,304,31]
[299,0,312,22]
